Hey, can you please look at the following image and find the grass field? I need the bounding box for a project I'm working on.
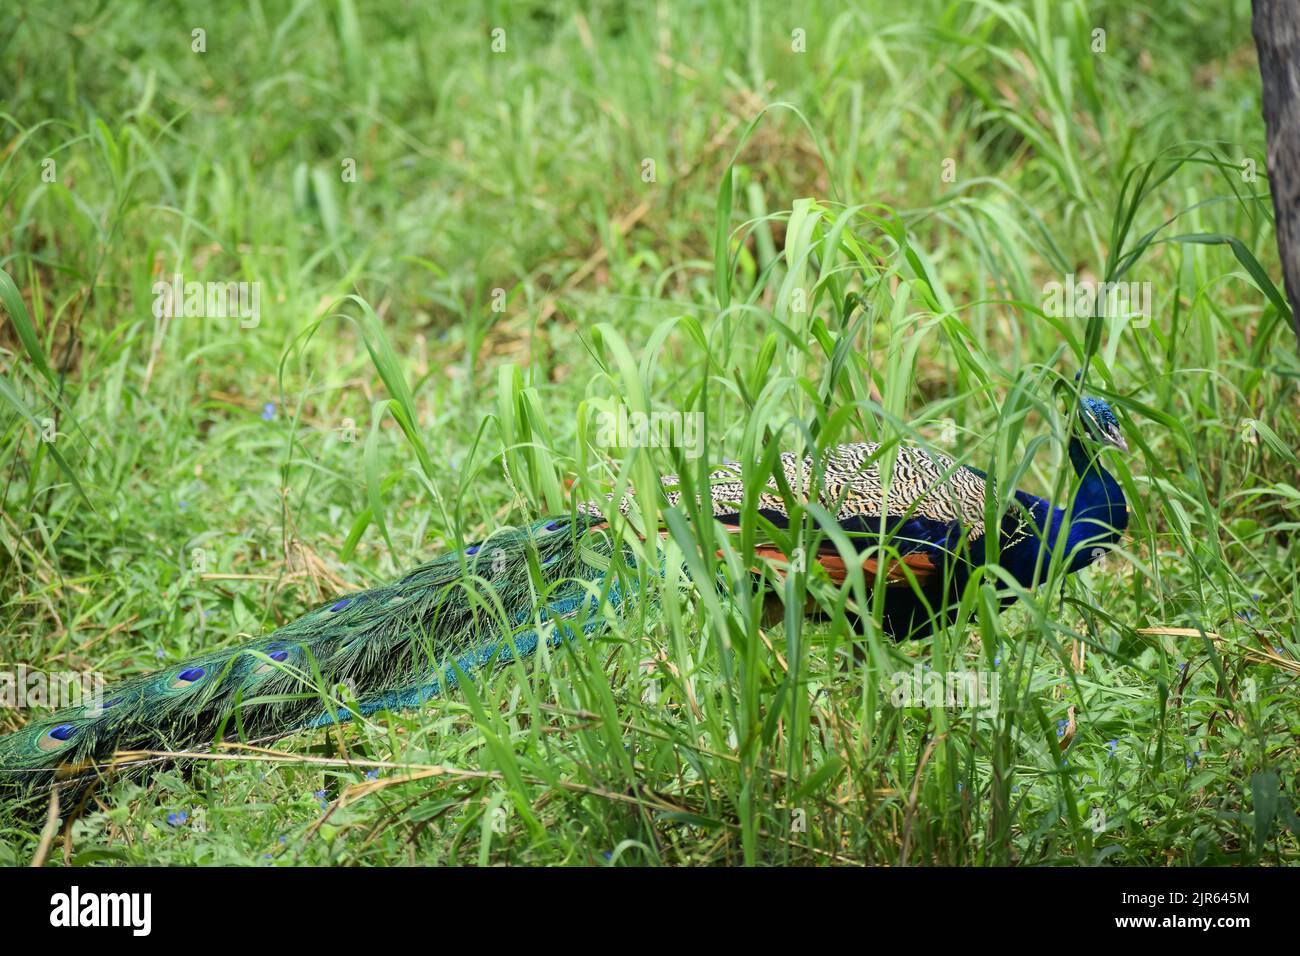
[1,0,1298,866]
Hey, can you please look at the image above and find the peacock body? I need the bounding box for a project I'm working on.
[0,392,1128,794]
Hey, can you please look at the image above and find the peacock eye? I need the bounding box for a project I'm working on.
[542,520,560,533]
[330,597,352,612]
[465,545,480,555]
[48,724,77,741]
[177,667,206,683]
[253,647,292,675]
[80,695,122,718]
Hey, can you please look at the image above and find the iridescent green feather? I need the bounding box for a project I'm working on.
[0,515,624,795]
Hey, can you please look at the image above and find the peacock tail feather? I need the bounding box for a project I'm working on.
[0,514,630,794]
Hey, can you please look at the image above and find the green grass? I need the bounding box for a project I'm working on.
[1,0,1297,865]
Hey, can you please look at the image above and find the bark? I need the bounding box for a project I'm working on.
[1252,0,1300,347]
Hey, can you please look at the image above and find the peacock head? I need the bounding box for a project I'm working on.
[1076,395,1128,452]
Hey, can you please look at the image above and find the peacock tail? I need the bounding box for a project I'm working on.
[0,393,1129,795]
[0,514,630,794]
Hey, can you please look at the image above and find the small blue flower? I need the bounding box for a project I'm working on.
[365,769,379,781]
[179,500,188,510]
[155,648,166,659]
[602,851,612,861]
[1106,739,1118,757]
[1011,785,1020,794]
[314,788,328,808]
[278,835,286,844]
[261,403,276,421]
[1057,719,1068,737]
[993,654,1001,667]
[166,811,188,827]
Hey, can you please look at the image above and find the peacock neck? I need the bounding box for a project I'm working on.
[1064,434,1128,565]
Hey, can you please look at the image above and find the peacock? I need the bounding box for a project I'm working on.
[0,388,1129,794]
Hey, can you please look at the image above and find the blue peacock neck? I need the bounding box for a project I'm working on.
[994,433,1129,588]
[1063,433,1128,568]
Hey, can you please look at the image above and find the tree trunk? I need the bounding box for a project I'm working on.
[1252,0,1300,348]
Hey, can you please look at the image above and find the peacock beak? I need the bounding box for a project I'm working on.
[1106,426,1129,452]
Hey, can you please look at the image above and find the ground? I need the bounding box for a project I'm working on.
[0,0,1297,865]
